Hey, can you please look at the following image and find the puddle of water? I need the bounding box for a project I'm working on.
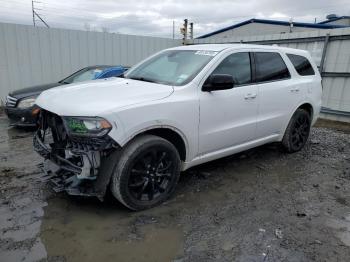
[40,197,184,262]
[38,163,294,262]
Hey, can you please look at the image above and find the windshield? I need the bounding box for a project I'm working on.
[125,50,218,86]
[60,67,106,84]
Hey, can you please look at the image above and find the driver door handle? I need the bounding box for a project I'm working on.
[244,93,257,100]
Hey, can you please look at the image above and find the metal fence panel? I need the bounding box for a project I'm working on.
[0,23,181,103]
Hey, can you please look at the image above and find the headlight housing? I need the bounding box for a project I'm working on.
[17,97,37,109]
[63,117,112,137]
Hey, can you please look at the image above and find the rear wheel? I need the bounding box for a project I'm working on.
[110,135,181,210]
[282,109,311,153]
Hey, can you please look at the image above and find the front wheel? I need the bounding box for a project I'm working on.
[110,135,181,210]
[282,109,311,153]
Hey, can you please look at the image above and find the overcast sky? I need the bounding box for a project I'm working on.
[0,0,349,38]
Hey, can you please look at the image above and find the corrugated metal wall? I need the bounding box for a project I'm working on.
[193,28,350,122]
[1,23,350,122]
[0,23,181,103]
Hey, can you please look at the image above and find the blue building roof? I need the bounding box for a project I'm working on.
[197,18,348,39]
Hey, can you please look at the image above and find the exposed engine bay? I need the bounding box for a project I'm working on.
[33,109,119,200]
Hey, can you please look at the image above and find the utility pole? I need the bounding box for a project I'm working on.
[189,22,194,40]
[289,17,293,33]
[31,0,50,28]
[32,0,36,27]
[180,19,188,45]
[172,20,175,39]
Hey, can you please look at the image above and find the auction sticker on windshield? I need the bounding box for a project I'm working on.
[195,51,218,56]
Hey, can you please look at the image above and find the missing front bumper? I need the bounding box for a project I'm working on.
[34,130,120,201]
[39,159,103,199]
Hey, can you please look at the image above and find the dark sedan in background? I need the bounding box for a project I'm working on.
[5,65,128,127]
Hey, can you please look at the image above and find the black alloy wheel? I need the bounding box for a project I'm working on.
[282,109,311,153]
[128,147,175,201]
[290,113,310,149]
[111,135,181,210]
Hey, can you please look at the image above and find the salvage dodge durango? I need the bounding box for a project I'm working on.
[33,44,322,210]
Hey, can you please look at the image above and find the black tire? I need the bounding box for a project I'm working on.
[282,109,311,153]
[110,135,181,211]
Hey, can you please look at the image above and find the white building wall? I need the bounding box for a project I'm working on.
[0,23,181,103]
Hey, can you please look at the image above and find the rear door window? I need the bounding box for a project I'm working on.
[254,52,291,83]
[287,54,315,76]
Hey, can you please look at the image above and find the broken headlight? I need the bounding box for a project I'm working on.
[63,117,112,137]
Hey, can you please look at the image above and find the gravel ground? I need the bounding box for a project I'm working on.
[0,114,350,262]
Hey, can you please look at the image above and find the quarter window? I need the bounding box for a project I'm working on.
[287,54,315,76]
[255,52,290,82]
[211,52,252,86]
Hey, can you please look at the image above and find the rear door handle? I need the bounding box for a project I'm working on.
[244,93,257,100]
[290,88,300,92]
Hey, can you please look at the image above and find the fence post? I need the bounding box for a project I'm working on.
[319,33,330,74]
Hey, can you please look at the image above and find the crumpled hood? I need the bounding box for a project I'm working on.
[35,78,174,116]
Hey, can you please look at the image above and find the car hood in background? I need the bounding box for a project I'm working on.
[10,82,62,100]
[35,78,174,116]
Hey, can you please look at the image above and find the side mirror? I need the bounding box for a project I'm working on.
[202,74,234,92]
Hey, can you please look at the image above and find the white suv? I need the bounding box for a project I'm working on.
[33,44,322,210]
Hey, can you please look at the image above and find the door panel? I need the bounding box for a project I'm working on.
[198,52,258,155]
[199,86,258,154]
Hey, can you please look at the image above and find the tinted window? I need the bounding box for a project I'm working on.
[211,52,251,85]
[255,52,290,82]
[287,54,315,76]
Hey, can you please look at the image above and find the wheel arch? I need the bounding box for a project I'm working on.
[281,102,313,152]
[288,102,314,124]
[280,102,314,140]
[297,102,314,119]
[121,125,188,162]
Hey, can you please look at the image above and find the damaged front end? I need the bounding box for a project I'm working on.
[33,109,120,200]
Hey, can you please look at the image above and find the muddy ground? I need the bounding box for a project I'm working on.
[0,115,350,262]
